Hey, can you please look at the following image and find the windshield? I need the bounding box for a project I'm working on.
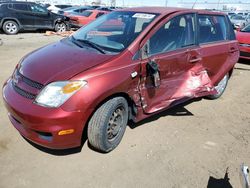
[241,24,250,32]
[72,11,158,53]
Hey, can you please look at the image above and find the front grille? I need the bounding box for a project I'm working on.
[16,70,44,90]
[240,51,250,57]
[12,81,36,99]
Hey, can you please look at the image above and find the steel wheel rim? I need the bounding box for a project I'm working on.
[215,74,228,95]
[107,106,125,141]
[57,24,66,32]
[6,23,17,33]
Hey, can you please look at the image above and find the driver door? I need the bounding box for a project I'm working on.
[139,13,213,114]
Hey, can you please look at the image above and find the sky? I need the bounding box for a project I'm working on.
[99,0,250,7]
[38,0,250,10]
[100,0,177,7]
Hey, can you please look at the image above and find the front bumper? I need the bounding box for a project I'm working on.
[2,79,86,149]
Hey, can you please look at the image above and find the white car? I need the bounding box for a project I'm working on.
[47,5,72,14]
[231,14,250,29]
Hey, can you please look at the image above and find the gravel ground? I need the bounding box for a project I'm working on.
[0,33,250,188]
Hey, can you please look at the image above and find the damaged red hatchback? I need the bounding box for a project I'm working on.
[2,7,239,152]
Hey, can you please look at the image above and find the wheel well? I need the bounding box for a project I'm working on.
[3,19,19,26]
[94,92,137,121]
[80,92,137,143]
[55,20,65,26]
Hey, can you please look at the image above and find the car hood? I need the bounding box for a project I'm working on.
[236,31,250,44]
[19,38,115,85]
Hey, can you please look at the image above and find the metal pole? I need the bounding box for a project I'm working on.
[192,0,198,9]
[217,0,221,10]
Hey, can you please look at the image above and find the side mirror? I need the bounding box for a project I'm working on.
[141,40,150,59]
[146,60,161,88]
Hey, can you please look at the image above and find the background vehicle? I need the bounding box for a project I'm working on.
[57,6,93,16]
[227,12,236,18]
[2,8,239,153]
[236,24,250,60]
[47,4,72,14]
[230,14,250,29]
[69,10,108,28]
[0,1,70,34]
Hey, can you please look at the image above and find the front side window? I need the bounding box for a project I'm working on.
[198,15,228,44]
[72,11,158,53]
[30,4,47,13]
[148,14,195,56]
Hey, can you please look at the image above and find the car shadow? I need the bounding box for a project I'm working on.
[238,58,250,66]
[22,125,88,156]
[207,168,233,188]
[0,30,46,35]
[23,98,200,155]
[128,98,199,129]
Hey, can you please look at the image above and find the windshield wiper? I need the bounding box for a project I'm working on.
[71,36,106,54]
[70,36,106,54]
[182,43,195,47]
[70,36,85,48]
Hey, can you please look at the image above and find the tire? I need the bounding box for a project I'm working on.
[55,22,66,33]
[88,97,129,153]
[207,73,229,99]
[3,21,19,35]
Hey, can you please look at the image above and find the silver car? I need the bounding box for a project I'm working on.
[230,14,250,29]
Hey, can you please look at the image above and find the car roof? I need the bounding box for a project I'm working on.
[120,7,225,16]
[0,1,36,4]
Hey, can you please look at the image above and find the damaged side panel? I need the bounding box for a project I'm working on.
[139,51,217,114]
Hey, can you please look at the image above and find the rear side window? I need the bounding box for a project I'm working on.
[12,3,29,11]
[148,14,196,55]
[81,11,92,17]
[76,8,87,13]
[226,16,236,40]
[198,15,228,44]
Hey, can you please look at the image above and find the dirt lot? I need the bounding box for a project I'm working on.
[0,33,250,188]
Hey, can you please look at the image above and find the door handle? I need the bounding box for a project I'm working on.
[229,47,237,53]
[189,57,202,63]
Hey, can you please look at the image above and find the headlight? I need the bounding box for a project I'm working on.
[35,80,87,108]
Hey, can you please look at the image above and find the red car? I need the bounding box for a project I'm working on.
[69,10,108,27]
[236,24,250,60]
[2,7,239,153]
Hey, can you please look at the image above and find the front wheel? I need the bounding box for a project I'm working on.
[207,73,229,99]
[55,22,66,32]
[88,97,129,153]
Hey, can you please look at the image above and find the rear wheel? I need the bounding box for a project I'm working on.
[207,73,229,99]
[55,22,66,32]
[3,21,19,35]
[88,97,128,153]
